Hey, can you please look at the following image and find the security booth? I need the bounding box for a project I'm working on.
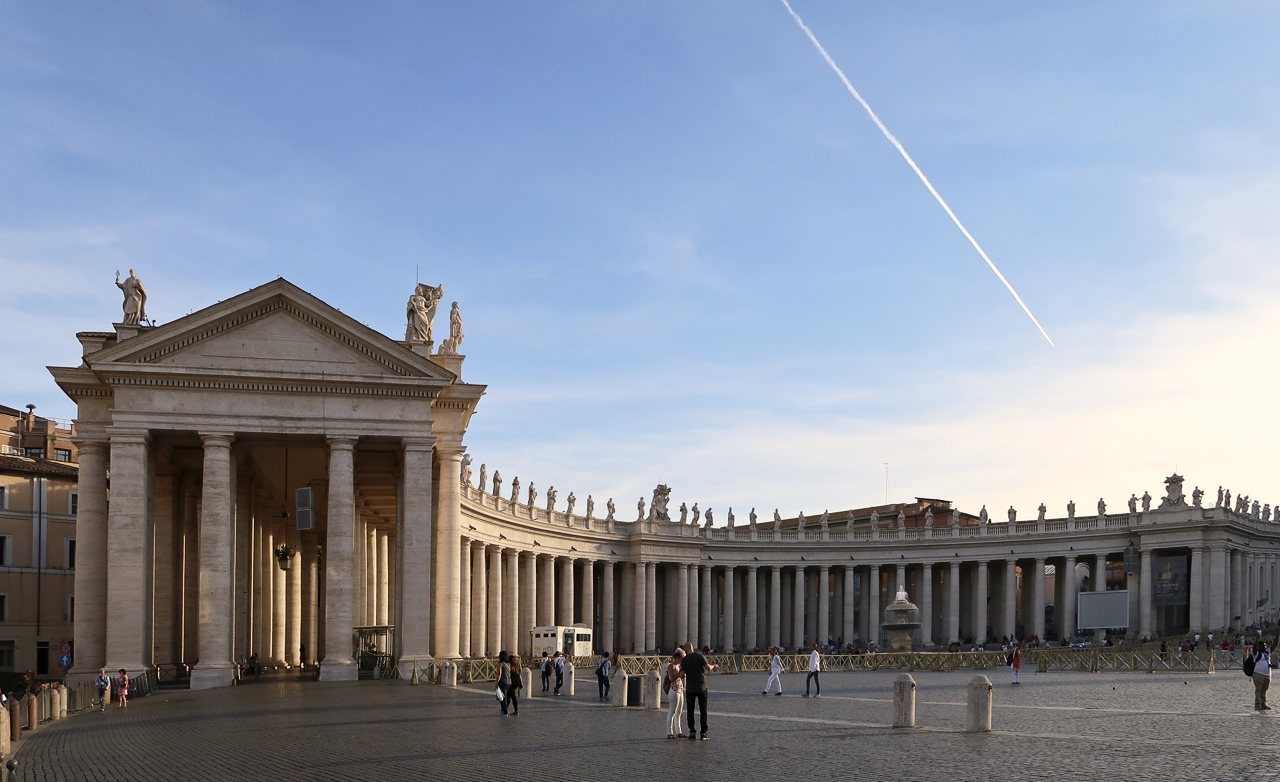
[530,625,593,657]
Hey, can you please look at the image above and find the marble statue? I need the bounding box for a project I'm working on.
[870,510,880,525]
[705,508,714,526]
[528,483,537,509]
[606,498,615,521]
[1224,489,1232,510]
[679,503,689,524]
[1067,500,1075,519]
[546,487,557,512]
[895,586,908,603]
[405,283,443,342]
[477,464,487,494]
[565,492,575,516]
[979,505,988,523]
[1215,486,1224,508]
[1141,491,1152,512]
[510,477,520,504]
[460,454,472,487]
[585,495,594,520]
[773,509,782,524]
[1037,503,1047,521]
[1127,494,1137,514]
[1159,474,1187,510]
[115,269,148,325]
[749,508,757,529]
[437,301,465,355]
[492,471,502,498]
[1097,498,1106,517]
[951,508,960,526]
[691,503,701,524]
[924,507,934,527]
[1253,500,1261,519]
[1192,487,1204,509]
[896,510,905,529]
[727,508,735,527]
[1007,506,1017,523]
[649,485,672,522]
[1265,504,1272,522]
[637,497,645,521]
[820,510,829,530]
[797,512,806,530]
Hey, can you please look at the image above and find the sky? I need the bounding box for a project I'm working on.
[3,1,1279,523]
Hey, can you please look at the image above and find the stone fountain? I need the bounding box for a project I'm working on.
[881,586,922,652]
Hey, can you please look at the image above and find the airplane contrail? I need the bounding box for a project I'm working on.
[779,0,1055,348]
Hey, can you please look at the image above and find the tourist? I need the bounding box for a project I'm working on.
[596,651,612,701]
[1252,642,1271,711]
[495,651,512,716]
[94,668,111,711]
[540,651,551,692]
[804,642,821,697]
[508,655,523,716]
[666,649,686,739]
[117,668,129,708]
[680,644,717,741]
[553,651,565,695]
[1009,644,1022,685]
[763,646,784,696]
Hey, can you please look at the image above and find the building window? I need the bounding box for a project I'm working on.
[0,595,7,623]
[69,491,78,516]
[0,536,9,567]
[0,485,6,509]
[24,448,45,459]
[0,640,13,672]
[36,641,49,676]
[54,449,71,462]
[64,538,76,570]
[67,594,74,622]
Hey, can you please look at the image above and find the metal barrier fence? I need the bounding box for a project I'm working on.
[1031,648,1243,673]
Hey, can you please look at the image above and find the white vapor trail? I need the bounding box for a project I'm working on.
[779,0,1055,348]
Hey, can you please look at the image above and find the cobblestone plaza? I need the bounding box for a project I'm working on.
[15,669,1280,781]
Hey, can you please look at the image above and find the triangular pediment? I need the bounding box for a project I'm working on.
[89,278,455,384]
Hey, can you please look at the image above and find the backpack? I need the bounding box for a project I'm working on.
[1244,653,1256,677]
[662,671,671,695]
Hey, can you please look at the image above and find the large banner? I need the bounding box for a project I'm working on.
[1077,590,1129,629]
[1153,555,1189,607]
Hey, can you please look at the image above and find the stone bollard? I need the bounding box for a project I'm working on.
[644,670,661,709]
[8,701,18,742]
[612,673,629,706]
[26,694,37,732]
[50,688,60,721]
[520,667,532,695]
[0,703,8,756]
[565,661,575,696]
[892,673,916,728]
[966,675,993,733]
[441,662,457,687]
[58,686,67,718]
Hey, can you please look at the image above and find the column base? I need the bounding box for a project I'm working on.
[320,659,359,681]
[397,655,434,682]
[190,663,238,690]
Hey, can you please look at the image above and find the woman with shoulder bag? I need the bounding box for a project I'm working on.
[508,656,523,716]
[666,649,686,739]
[495,651,512,716]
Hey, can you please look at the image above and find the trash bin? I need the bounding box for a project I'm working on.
[627,673,644,706]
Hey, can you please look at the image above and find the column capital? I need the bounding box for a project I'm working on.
[326,436,357,452]
[401,436,437,453]
[71,437,109,455]
[199,433,235,449]
[106,427,151,446]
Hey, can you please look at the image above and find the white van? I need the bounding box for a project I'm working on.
[530,624,593,657]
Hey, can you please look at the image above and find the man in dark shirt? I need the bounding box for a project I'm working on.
[679,643,718,740]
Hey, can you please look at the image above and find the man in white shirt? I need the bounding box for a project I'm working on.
[1253,642,1271,710]
[804,643,822,697]
[763,647,784,696]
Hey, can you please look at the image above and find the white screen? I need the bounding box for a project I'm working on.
[1076,590,1130,629]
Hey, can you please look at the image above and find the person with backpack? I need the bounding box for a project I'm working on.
[540,652,551,692]
[665,649,686,739]
[553,651,565,695]
[596,651,612,702]
[1248,641,1271,710]
[1010,644,1022,685]
[94,668,111,711]
[763,646,784,696]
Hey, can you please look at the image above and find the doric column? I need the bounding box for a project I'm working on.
[947,561,961,643]
[375,530,389,626]
[868,565,881,647]
[302,534,318,665]
[1139,549,1154,638]
[424,438,455,660]
[895,564,906,594]
[233,468,251,659]
[974,561,988,644]
[259,519,274,663]
[1208,547,1225,632]
[69,439,108,677]
[558,556,575,626]
[1032,558,1046,639]
[520,552,537,655]
[633,562,646,653]
[505,550,520,654]
[580,559,594,642]
[488,546,503,654]
[1061,556,1076,641]
[601,560,615,653]
[768,565,782,650]
[745,566,759,652]
[182,479,199,662]
[471,542,487,656]
[537,555,553,627]
[251,510,264,660]
[1189,547,1204,632]
[365,524,377,628]
[353,518,366,627]
[286,530,302,665]
[1231,549,1243,630]
[105,430,153,677]
[723,567,736,651]
[272,521,286,664]
[858,567,870,643]
[458,538,471,657]
[919,564,933,647]
[676,563,690,647]
[687,564,699,650]
[319,437,357,680]
[699,565,712,650]
[1092,555,1105,643]
[190,434,237,688]
[843,567,856,649]
[792,567,805,647]
[818,566,830,647]
[645,561,657,651]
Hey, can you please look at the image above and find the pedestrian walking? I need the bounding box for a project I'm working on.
[666,649,686,739]
[540,651,551,691]
[763,646,784,696]
[116,669,129,707]
[1010,644,1022,685]
[596,651,612,701]
[553,651,565,695]
[508,656,523,716]
[1250,642,1271,710]
[680,644,718,740]
[94,668,111,711]
[496,651,512,716]
[804,643,821,697]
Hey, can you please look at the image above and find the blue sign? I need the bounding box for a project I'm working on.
[58,654,71,667]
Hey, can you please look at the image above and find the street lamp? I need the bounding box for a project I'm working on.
[275,543,297,572]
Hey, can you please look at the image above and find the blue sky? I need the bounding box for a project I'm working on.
[4,1,1280,520]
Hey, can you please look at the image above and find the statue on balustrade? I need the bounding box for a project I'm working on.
[1096,498,1106,517]
[870,509,880,525]
[691,503,700,525]
[1141,491,1152,512]
[546,487,557,512]
[1224,489,1232,510]
[1127,494,1137,514]
[1216,486,1224,508]
[727,508,735,527]
[679,502,689,524]
[797,512,806,530]
[924,507,933,527]
[951,508,960,526]
[585,495,595,520]
[820,510,829,530]
[637,497,646,521]
[846,510,857,528]
[1034,503,1044,521]
[749,508,757,529]
[1007,506,1017,523]
[773,509,782,525]
[1264,504,1272,522]
[492,471,502,499]
[896,510,905,529]
[1192,486,1204,509]
[1253,500,1261,519]
[478,464,487,494]
[115,269,149,326]
[649,485,671,522]
[460,454,472,487]
[528,483,538,509]
[437,301,465,355]
[510,477,520,503]
[606,498,615,521]
[705,508,714,526]
[979,505,989,523]
[1066,500,1075,519]
[405,283,443,342]
[566,492,576,516]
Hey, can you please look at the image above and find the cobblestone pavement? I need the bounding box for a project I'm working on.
[14,666,1280,781]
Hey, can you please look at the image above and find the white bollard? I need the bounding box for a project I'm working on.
[0,703,8,756]
[966,675,993,733]
[442,662,457,687]
[50,688,61,721]
[644,670,661,709]
[59,686,68,718]
[612,673,629,706]
[892,673,916,728]
[565,661,575,696]
[520,667,532,695]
